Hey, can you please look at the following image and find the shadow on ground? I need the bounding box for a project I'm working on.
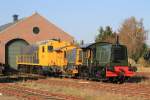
[0,75,46,83]
[127,75,149,83]
[99,75,150,84]
[0,67,46,83]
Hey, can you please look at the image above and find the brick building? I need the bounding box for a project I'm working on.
[0,13,74,69]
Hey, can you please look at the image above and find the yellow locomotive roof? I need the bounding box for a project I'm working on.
[36,39,59,45]
[37,39,72,50]
[54,44,78,51]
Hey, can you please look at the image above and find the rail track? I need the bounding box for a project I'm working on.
[0,73,83,100]
[0,83,82,100]
[136,72,150,78]
[0,72,149,100]
[0,84,63,100]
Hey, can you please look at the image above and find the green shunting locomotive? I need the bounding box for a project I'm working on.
[79,36,137,83]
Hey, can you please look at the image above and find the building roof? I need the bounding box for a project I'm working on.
[0,23,14,32]
[0,18,24,32]
[0,13,74,40]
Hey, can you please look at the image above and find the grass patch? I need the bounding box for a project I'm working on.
[20,81,145,100]
[136,77,150,85]
[137,67,150,72]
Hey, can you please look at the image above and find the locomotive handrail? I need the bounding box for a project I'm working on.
[16,55,36,64]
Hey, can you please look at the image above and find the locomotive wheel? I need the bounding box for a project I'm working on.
[108,77,117,83]
[108,77,125,84]
[118,71,125,84]
[118,75,125,84]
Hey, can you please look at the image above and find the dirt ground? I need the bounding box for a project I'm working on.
[0,71,149,100]
[0,95,22,100]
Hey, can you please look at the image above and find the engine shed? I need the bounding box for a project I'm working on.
[0,13,74,70]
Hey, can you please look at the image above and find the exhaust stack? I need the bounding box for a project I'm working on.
[116,35,119,45]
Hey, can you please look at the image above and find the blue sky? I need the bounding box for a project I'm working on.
[0,0,149,44]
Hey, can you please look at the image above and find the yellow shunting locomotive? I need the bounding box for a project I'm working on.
[17,39,82,77]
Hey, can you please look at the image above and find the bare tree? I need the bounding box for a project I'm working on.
[118,17,147,62]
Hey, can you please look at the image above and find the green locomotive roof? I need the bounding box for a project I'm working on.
[80,42,112,49]
[80,42,126,50]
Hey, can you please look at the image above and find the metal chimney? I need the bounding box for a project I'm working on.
[116,35,119,45]
[13,14,19,22]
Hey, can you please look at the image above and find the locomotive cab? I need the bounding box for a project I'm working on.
[111,45,128,65]
[106,45,135,79]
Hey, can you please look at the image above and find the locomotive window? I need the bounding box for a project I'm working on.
[112,46,126,61]
[42,46,45,53]
[93,48,96,59]
[48,46,53,52]
[66,49,77,64]
[96,45,111,64]
[79,50,83,62]
[64,51,67,58]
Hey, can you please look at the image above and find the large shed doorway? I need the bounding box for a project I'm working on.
[5,39,29,70]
